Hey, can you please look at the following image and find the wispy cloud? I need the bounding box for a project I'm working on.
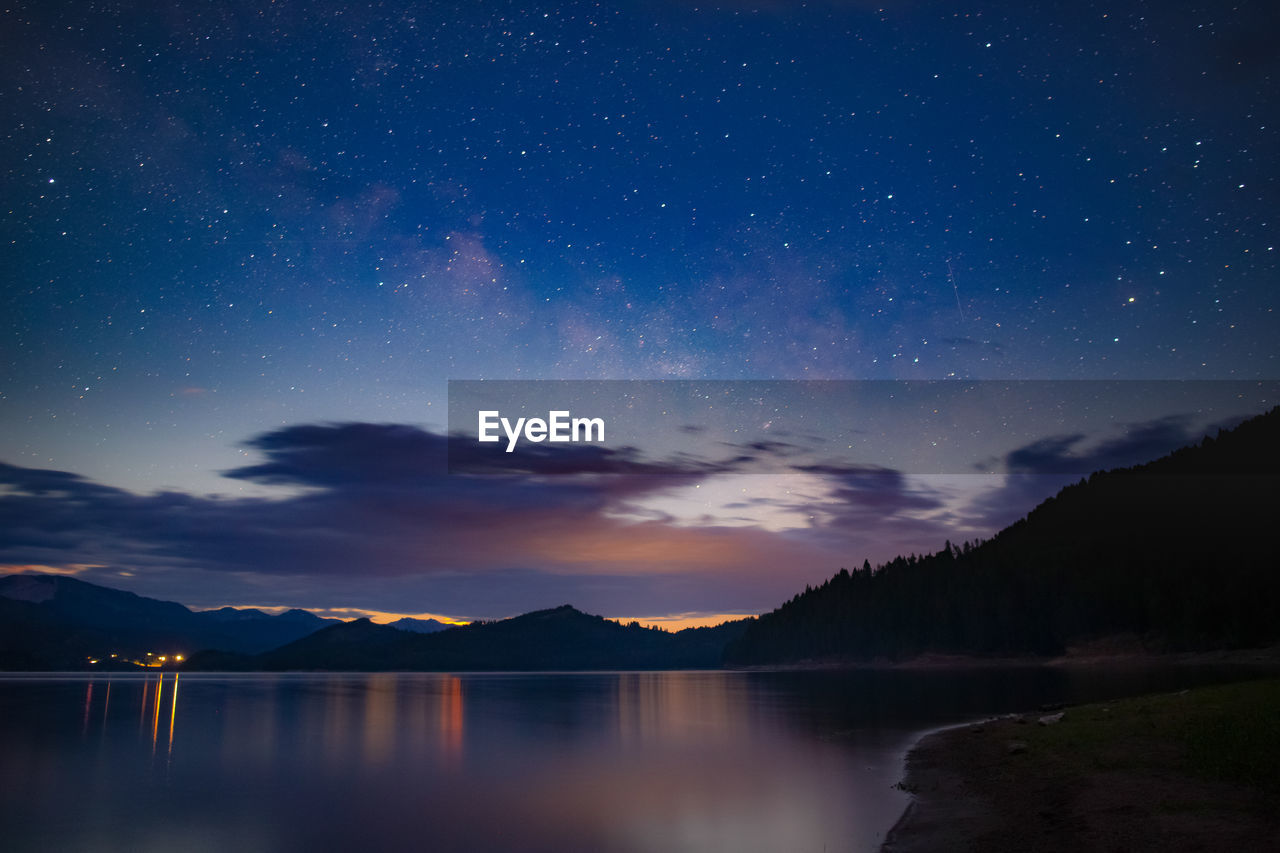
[996,413,1242,475]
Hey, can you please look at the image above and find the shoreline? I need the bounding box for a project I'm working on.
[6,642,1280,675]
[879,717,1005,853]
[737,643,1280,672]
[880,677,1280,852]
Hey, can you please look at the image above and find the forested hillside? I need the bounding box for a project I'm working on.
[725,408,1280,664]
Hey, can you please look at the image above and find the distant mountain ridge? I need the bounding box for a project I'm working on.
[725,406,1280,664]
[186,605,748,671]
[200,605,329,624]
[388,616,452,634]
[0,574,337,669]
[0,572,748,672]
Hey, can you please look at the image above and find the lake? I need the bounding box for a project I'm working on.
[0,666,1262,852]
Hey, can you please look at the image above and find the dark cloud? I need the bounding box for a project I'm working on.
[717,438,807,462]
[447,436,730,481]
[953,413,1254,533]
[227,422,448,487]
[996,414,1230,475]
[694,461,975,565]
[953,473,1078,534]
[796,463,946,514]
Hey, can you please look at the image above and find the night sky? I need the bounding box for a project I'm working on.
[2,1,1277,625]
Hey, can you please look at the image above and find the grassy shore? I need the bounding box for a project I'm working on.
[883,677,1280,852]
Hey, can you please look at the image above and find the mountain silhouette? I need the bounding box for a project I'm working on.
[0,574,335,669]
[388,616,451,634]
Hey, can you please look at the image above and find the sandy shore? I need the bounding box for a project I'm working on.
[881,682,1280,852]
[880,720,1005,853]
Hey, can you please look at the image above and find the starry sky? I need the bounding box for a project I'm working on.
[2,1,1277,624]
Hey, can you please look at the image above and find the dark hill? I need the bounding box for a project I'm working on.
[725,407,1280,664]
[387,616,451,634]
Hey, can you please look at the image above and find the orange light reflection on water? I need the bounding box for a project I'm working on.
[168,673,179,760]
[362,673,398,765]
[440,675,464,762]
[101,680,111,735]
[138,677,150,735]
[151,675,164,756]
[81,681,93,737]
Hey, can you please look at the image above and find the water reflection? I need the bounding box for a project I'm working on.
[614,671,750,747]
[138,675,150,738]
[150,675,162,756]
[440,674,464,763]
[1,665,1270,853]
[80,680,93,737]
[75,673,182,768]
[101,680,111,737]
[167,675,179,761]
[265,673,470,769]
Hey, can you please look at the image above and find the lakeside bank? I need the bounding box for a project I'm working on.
[881,676,1280,852]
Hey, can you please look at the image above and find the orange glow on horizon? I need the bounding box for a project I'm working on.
[198,604,472,627]
[1,563,104,577]
[365,610,471,627]
[195,604,752,630]
[608,613,757,632]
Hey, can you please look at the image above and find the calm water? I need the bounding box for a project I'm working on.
[0,666,1263,852]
